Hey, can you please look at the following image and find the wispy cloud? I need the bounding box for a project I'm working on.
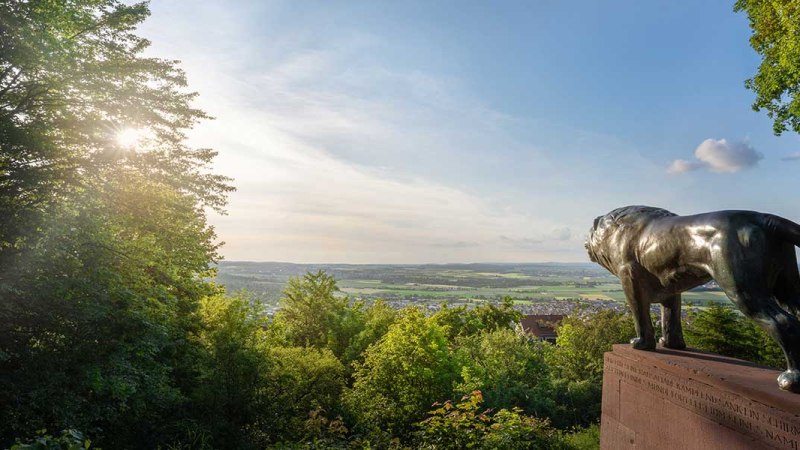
[499,236,543,248]
[551,227,572,241]
[667,159,705,174]
[668,138,762,174]
[163,41,579,262]
[498,228,572,249]
[137,2,678,263]
[781,152,800,161]
[430,241,481,248]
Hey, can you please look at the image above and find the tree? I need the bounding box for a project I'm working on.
[0,0,231,261]
[0,1,232,447]
[683,302,784,368]
[735,0,800,134]
[454,329,555,418]
[0,170,225,447]
[264,346,346,444]
[192,293,272,449]
[271,271,396,371]
[431,297,522,340]
[184,293,348,449]
[547,309,635,383]
[344,308,458,441]
[273,271,354,355]
[341,299,397,367]
[544,309,635,428]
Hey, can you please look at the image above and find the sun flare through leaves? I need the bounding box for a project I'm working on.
[115,127,143,148]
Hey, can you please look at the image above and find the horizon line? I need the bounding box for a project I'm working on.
[217,260,595,265]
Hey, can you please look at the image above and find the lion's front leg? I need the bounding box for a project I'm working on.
[659,294,686,349]
[620,267,656,351]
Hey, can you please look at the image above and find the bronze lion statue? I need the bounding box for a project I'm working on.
[586,205,800,393]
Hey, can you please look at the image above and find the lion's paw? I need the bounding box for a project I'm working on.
[630,337,656,351]
[658,336,686,350]
[778,370,800,393]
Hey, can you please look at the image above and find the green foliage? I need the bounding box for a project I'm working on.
[345,308,458,439]
[191,293,346,448]
[683,303,784,368]
[272,272,399,373]
[454,329,555,418]
[0,176,220,447]
[0,0,618,447]
[545,378,603,429]
[432,297,522,340]
[547,309,634,382]
[0,0,231,260]
[265,346,346,442]
[541,309,634,428]
[9,429,91,450]
[0,0,231,447]
[561,424,600,450]
[191,293,271,448]
[274,271,343,347]
[341,300,398,367]
[482,408,565,450]
[735,0,800,134]
[274,272,356,358]
[296,408,351,449]
[415,391,567,450]
[684,303,755,358]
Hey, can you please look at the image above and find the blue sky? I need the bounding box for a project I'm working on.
[139,1,800,263]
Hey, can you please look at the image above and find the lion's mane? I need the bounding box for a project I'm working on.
[585,205,676,264]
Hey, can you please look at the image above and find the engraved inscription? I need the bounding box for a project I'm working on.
[606,353,800,450]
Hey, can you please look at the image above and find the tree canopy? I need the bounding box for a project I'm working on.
[0,1,233,446]
[735,0,800,134]
[0,0,232,267]
[683,302,784,369]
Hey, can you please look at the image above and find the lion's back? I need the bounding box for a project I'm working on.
[636,210,774,274]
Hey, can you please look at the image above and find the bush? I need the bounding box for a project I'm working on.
[454,329,555,418]
[561,424,600,450]
[547,309,635,383]
[415,391,567,450]
[344,308,457,440]
[683,303,784,368]
[9,429,91,450]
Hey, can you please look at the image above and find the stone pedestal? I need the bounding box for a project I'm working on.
[601,344,800,450]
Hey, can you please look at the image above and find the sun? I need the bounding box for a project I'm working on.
[116,127,142,148]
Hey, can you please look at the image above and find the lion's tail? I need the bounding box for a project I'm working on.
[766,214,800,247]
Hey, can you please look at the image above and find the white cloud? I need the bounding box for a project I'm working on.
[667,138,762,174]
[667,159,704,174]
[695,139,762,172]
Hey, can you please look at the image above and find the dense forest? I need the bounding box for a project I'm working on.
[0,1,789,449]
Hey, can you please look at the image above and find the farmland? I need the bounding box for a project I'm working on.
[216,261,730,314]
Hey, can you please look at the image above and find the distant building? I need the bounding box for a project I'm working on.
[517,314,564,343]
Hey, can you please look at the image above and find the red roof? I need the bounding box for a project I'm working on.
[519,314,564,340]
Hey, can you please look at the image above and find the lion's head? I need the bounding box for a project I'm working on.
[585,205,676,266]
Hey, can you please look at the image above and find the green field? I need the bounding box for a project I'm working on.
[217,261,731,308]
